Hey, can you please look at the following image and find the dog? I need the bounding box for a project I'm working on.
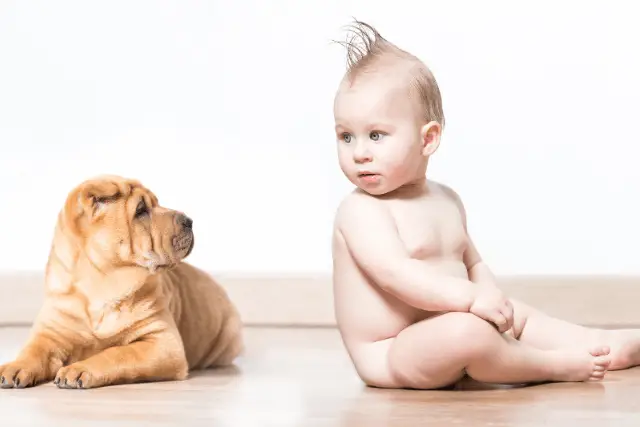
[0,175,243,389]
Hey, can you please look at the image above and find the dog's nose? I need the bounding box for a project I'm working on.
[178,214,193,229]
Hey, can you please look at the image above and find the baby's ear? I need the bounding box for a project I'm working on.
[420,121,442,156]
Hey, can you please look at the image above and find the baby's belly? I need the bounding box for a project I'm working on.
[334,259,469,345]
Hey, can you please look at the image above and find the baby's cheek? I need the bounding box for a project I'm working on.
[385,154,412,173]
[338,157,356,176]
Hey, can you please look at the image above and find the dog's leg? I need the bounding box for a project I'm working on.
[0,329,71,389]
[53,328,188,389]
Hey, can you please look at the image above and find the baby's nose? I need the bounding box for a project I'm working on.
[353,147,372,163]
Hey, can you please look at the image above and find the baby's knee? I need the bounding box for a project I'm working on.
[440,312,498,353]
[444,312,494,334]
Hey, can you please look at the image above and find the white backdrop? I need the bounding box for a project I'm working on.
[0,0,638,275]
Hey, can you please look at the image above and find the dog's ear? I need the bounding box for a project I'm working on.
[63,179,122,233]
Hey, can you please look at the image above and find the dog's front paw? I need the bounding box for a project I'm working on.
[54,363,103,389]
[0,359,52,389]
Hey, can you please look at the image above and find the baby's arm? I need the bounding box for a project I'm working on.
[435,185,515,331]
[440,184,498,286]
[465,238,498,284]
[335,193,479,313]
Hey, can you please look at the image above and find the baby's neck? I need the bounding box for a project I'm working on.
[384,177,430,199]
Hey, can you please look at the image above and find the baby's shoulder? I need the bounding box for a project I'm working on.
[333,190,387,227]
[427,180,469,223]
[429,180,465,207]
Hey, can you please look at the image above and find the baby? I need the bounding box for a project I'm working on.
[331,20,640,389]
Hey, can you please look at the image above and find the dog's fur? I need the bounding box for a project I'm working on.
[0,175,243,389]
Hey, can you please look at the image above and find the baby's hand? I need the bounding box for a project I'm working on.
[469,283,514,333]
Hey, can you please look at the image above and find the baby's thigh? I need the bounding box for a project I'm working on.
[387,312,497,389]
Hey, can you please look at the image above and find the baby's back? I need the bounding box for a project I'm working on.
[332,181,470,348]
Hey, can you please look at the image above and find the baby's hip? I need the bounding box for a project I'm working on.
[347,338,401,388]
[346,314,484,389]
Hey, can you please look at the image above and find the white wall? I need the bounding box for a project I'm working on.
[0,0,638,275]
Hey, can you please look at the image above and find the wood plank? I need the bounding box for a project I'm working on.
[2,326,640,426]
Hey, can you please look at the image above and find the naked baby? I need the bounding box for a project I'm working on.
[331,21,640,389]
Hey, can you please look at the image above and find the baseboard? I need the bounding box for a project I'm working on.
[1,272,639,327]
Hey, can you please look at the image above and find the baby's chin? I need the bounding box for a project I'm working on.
[360,188,389,196]
[350,177,395,196]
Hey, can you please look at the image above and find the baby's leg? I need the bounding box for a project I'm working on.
[366,312,610,390]
[509,299,640,370]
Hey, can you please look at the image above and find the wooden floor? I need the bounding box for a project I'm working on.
[2,326,640,426]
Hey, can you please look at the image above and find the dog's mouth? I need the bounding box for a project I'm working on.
[173,230,194,259]
[134,231,194,275]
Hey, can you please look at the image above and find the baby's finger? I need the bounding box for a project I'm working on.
[503,304,515,331]
[505,300,514,319]
[492,313,509,333]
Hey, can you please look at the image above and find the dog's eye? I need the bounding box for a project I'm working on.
[135,200,148,218]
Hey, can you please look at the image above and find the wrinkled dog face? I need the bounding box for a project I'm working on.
[65,175,194,273]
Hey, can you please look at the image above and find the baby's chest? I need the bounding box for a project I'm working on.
[389,200,468,259]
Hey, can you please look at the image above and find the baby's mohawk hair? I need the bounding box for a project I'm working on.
[335,19,405,76]
[334,19,446,127]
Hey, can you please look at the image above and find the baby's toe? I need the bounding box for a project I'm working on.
[593,364,608,372]
[595,355,612,368]
[590,346,611,357]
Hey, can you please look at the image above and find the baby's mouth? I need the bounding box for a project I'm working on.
[358,172,381,183]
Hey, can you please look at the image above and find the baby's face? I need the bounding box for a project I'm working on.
[334,75,428,196]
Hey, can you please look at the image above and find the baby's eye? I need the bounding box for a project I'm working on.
[342,133,352,143]
[370,131,383,141]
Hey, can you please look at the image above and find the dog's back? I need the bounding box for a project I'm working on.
[158,263,244,369]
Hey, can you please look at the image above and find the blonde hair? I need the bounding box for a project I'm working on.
[335,20,445,127]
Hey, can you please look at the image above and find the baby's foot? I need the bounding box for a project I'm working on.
[605,330,640,370]
[550,346,611,382]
